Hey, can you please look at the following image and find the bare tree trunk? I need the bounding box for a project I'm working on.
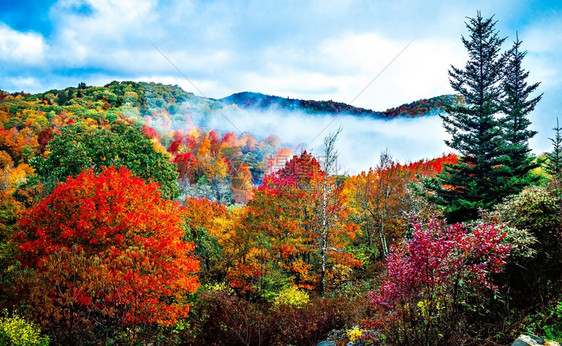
[321,175,328,296]
[377,150,393,257]
[318,127,341,297]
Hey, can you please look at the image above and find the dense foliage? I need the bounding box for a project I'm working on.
[382,95,466,118]
[31,120,180,199]
[0,310,49,346]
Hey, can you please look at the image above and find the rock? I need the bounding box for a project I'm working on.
[512,334,560,346]
[514,334,544,345]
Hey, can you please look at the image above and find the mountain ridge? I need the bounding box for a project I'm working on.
[220,91,466,118]
[2,81,465,120]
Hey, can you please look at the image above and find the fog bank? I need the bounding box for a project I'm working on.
[206,108,451,174]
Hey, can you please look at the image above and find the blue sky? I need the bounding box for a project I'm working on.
[1,0,561,155]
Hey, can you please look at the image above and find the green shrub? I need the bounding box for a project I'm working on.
[0,310,49,346]
[273,286,310,308]
[493,185,561,254]
[524,300,562,342]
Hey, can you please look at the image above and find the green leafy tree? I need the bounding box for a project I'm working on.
[56,90,69,106]
[425,12,508,222]
[30,120,179,199]
[501,32,541,190]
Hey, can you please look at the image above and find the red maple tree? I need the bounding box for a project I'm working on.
[15,166,200,333]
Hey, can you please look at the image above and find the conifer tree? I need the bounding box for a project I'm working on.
[547,118,562,177]
[425,12,508,222]
[501,32,541,190]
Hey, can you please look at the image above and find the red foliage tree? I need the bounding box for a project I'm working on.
[15,167,199,337]
[366,219,511,344]
[37,128,54,153]
[402,153,458,178]
[174,152,198,183]
[141,125,159,140]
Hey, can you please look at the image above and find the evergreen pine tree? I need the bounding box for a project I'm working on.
[547,118,562,177]
[56,90,69,105]
[501,32,541,190]
[424,12,508,222]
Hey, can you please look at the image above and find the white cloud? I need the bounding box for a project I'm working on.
[521,15,562,54]
[0,24,46,65]
[5,77,42,91]
[514,15,562,154]
[39,0,240,80]
[520,17,562,89]
[46,0,159,65]
[314,33,466,110]
[233,33,465,111]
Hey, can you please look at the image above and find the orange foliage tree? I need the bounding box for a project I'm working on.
[343,152,411,259]
[14,167,199,340]
[0,126,38,194]
[181,197,238,284]
[168,128,273,204]
[231,163,253,204]
[343,152,458,261]
[230,151,358,298]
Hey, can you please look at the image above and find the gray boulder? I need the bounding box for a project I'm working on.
[513,334,560,346]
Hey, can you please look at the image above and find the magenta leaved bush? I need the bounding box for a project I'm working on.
[366,219,511,344]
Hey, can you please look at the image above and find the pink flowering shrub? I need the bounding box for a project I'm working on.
[366,219,511,344]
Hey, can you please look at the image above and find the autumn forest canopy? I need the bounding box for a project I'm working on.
[0,12,560,346]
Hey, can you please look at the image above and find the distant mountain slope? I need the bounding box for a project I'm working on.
[220,92,383,117]
[18,81,464,122]
[220,92,466,118]
[382,94,466,118]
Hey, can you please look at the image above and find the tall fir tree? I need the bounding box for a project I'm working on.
[547,118,562,177]
[501,32,541,190]
[424,12,508,222]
